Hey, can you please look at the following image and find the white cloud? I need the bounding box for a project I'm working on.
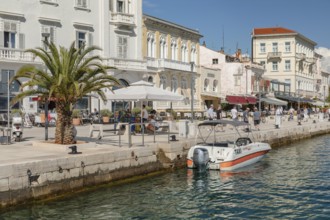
[315,47,330,72]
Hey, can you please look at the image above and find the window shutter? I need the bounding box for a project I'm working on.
[88,33,93,46]
[0,32,4,47]
[19,33,25,49]
[50,27,55,43]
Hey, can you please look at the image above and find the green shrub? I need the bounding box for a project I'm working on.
[100,109,112,117]
[72,109,81,118]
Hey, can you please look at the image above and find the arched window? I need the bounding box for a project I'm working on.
[148,76,153,83]
[181,41,187,62]
[147,32,155,58]
[171,76,178,93]
[171,38,177,61]
[160,75,167,90]
[181,77,187,96]
[204,78,209,91]
[191,44,196,63]
[159,36,167,59]
[213,80,218,92]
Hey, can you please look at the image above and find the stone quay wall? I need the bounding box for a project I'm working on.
[1,122,330,208]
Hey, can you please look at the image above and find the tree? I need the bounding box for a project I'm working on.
[11,41,120,144]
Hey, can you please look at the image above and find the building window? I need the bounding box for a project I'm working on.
[191,44,196,63]
[181,42,188,62]
[159,36,167,59]
[180,77,188,96]
[204,78,209,91]
[285,42,291,52]
[212,59,218,64]
[285,60,291,71]
[76,31,86,48]
[171,38,177,61]
[272,61,278,71]
[272,42,278,52]
[160,75,167,90]
[117,36,128,58]
[41,25,56,49]
[213,80,218,92]
[147,33,155,58]
[117,0,125,13]
[260,43,266,53]
[2,21,19,49]
[75,0,88,8]
[171,76,178,93]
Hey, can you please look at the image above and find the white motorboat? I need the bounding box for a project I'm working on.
[187,120,271,171]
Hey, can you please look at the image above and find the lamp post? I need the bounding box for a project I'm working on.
[298,80,301,110]
[190,62,195,122]
[323,85,326,108]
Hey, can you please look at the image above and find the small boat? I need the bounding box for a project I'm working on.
[187,120,271,171]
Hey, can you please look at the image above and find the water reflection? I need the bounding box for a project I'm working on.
[2,135,330,219]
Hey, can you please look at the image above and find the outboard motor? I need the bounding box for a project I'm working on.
[192,148,209,171]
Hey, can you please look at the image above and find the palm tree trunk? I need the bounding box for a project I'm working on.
[55,103,74,144]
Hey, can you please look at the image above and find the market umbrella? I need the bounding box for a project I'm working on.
[106,80,185,144]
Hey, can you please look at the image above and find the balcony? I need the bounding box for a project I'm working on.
[296,53,306,61]
[110,13,135,27]
[305,57,316,64]
[0,48,43,64]
[105,58,146,72]
[267,52,282,60]
[146,57,195,72]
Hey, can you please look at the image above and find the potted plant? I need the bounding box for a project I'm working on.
[100,109,112,123]
[72,109,81,126]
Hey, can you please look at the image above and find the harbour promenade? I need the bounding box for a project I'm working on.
[1,114,330,208]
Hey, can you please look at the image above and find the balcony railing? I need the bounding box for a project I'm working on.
[296,53,306,60]
[105,58,146,71]
[0,48,42,64]
[110,13,135,27]
[267,52,282,60]
[146,57,195,72]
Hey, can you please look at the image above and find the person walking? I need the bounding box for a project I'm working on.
[231,105,238,121]
[275,106,282,128]
[216,106,222,120]
[207,104,214,120]
[253,107,261,130]
[243,108,250,132]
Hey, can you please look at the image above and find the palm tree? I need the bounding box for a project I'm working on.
[11,41,120,144]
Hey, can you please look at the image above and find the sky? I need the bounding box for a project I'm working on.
[143,0,330,70]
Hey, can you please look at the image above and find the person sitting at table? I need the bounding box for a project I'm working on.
[146,115,159,133]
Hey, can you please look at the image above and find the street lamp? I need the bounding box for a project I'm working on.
[245,65,250,95]
[190,62,195,122]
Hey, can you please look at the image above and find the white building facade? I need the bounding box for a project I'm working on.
[251,27,319,99]
[0,0,144,113]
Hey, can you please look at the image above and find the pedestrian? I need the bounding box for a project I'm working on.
[207,104,214,120]
[216,106,222,120]
[243,107,250,132]
[253,107,261,130]
[231,105,238,121]
[275,106,282,128]
[142,104,149,123]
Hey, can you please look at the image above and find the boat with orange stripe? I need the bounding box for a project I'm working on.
[187,120,271,171]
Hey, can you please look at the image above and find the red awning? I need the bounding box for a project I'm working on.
[246,96,257,104]
[226,95,248,104]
